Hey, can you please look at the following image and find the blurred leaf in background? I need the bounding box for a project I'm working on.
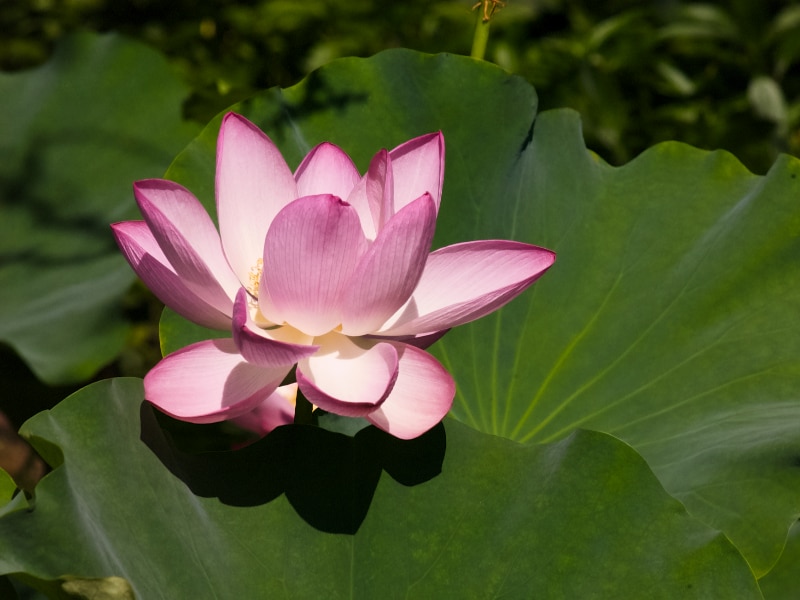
[0,32,197,424]
[0,0,476,121]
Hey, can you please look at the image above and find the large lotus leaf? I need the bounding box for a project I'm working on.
[440,112,800,577]
[760,520,800,600]
[0,379,760,597]
[154,50,800,578]
[0,32,198,383]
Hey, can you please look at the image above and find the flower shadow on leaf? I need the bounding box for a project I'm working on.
[138,402,445,534]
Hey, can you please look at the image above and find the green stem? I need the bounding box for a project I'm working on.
[470,5,491,60]
[294,389,315,425]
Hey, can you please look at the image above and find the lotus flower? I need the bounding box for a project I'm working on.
[112,113,555,439]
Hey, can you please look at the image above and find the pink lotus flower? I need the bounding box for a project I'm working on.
[112,113,555,439]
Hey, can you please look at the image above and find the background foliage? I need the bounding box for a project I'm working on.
[3,0,800,171]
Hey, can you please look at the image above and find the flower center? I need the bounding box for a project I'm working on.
[247,258,263,299]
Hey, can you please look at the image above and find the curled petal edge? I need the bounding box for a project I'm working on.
[144,338,289,424]
[365,343,455,440]
[380,240,556,336]
[296,341,399,417]
[111,221,232,330]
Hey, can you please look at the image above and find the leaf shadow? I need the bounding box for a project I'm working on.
[139,402,445,534]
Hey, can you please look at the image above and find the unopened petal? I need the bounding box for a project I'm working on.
[261,194,367,336]
[216,112,298,287]
[232,288,318,367]
[389,132,444,213]
[230,384,298,436]
[340,193,436,336]
[144,338,289,424]
[112,221,231,329]
[380,240,556,336]
[295,142,361,201]
[133,179,239,310]
[366,343,454,440]
[296,335,398,417]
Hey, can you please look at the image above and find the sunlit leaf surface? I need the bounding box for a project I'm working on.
[162,50,800,578]
[0,379,759,597]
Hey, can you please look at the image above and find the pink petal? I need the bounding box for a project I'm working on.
[216,112,298,288]
[260,194,368,336]
[295,142,361,201]
[345,149,394,239]
[112,221,232,330]
[340,193,436,336]
[133,179,239,309]
[296,335,399,417]
[232,288,318,367]
[230,384,298,436]
[144,338,289,424]
[379,240,556,336]
[366,343,455,439]
[389,132,444,213]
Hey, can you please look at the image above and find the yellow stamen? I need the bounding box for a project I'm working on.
[247,258,263,298]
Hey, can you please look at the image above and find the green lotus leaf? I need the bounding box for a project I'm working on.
[0,379,759,597]
[759,519,800,600]
[157,50,800,580]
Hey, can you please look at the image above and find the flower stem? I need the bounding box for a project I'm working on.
[294,389,315,425]
[470,5,491,60]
